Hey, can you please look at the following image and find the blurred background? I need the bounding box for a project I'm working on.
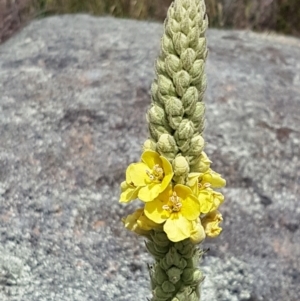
[1,0,300,43]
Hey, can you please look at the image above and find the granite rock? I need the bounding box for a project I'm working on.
[0,15,299,301]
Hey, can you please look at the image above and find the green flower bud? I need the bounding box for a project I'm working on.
[180,11,190,35]
[195,37,207,59]
[181,87,198,116]
[190,102,205,132]
[147,105,167,126]
[160,247,187,270]
[157,133,178,161]
[179,242,195,259]
[188,3,197,20]
[184,135,204,157]
[173,70,191,97]
[156,58,167,76]
[164,96,184,129]
[166,267,182,284]
[146,241,168,260]
[149,124,170,141]
[162,281,176,293]
[173,287,196,301]
[182,268,196,284]
[173,155,190,177]
[173,2,185,23]
[164,96,184,118]
[173,32,189,56]
[190,59,204,86]
[151,82,160,104]
[188,27,200,49]
[158,74,176,96]
[143,139,157,152]
[147,104,173,141]
[174,120,195,152]
[185,249,202,268]
[174,240,185,253]
[154,264,169,285]
[153,286,172,300]
[190,151,211,173]
[150,231,171,247]
[181,48,196,71]
[182,268,204,286]
[165,54,182,78]
[176,119,194,140]
[162,34,176,57]
[192,269,204,285]
[167,18,181,37]
[196,72,207,98]
[172,155,190,183]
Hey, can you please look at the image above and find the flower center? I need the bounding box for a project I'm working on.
[146,164,164,182]
[163,191,182,213]
[198,181,211,190]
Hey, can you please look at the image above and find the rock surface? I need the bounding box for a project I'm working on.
[0,15,299,301]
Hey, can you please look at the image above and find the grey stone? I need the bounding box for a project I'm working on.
[0,15,299,301]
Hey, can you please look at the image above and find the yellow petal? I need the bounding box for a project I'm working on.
[141,150,161,168]
[126,162,149,186]
[202,169,226,188]
[123,210,153,236]
[144,196,170,224]
[187,172,201,188]
[201,211,223,238]
[160,172,173,194]
[160,155,174,192]
[120,184,140,203]
[174,184,193,200]
[181,196,200,221]
[198,190,214,213]
[190,218,206,244]
[137,211,161,231]
[138,182,162,202]
[123,209,144,233]
[211,190,224,210]
[160,155,173,177]
[198,152,212,173]
[173,185,201,220]
[164,214,192,242]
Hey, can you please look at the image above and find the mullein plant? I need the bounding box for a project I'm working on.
[119,0,226,300]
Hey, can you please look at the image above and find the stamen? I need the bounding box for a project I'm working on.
[198,182,211,189]
[153,164,164,180]
[146,164,164,182]
[162,191,182,213]
[162,205,171,211]
[146,170,155,180]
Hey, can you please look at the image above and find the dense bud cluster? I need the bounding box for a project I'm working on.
[147,0,208,176]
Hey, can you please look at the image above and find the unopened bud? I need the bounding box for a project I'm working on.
[143,139,156,152]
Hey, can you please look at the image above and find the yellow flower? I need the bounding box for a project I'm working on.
[192,151,212,173]
[187,168,226,194]
[144,184,201,242]
[190,217,206,244]
[120,181,139,203]
[201,211,223,238]
[195,188,225,213]
[187,168,225,213]
[123,208,161,236]
[120,150,173,203]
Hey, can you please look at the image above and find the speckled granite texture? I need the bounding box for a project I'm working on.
[0,15,299,301]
